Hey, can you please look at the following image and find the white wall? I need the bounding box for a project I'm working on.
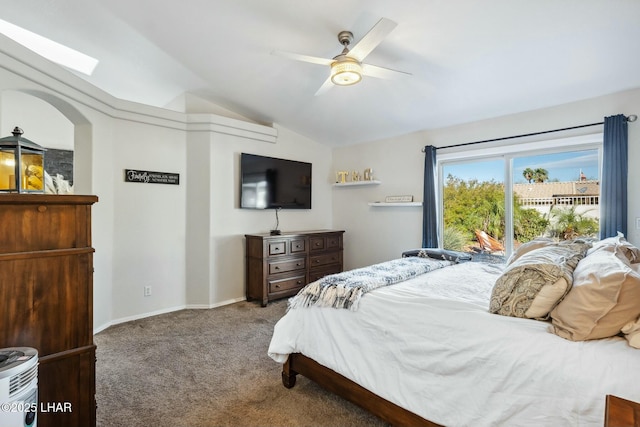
[332,132,426,270]
[333,88,640,270]
[0,36,335,332]
[110,121,187,320]
[185,123,333,308]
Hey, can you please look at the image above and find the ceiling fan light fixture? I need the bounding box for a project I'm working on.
[330,58,362,86]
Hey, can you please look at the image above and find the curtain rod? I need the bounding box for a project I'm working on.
[422,114,637,152]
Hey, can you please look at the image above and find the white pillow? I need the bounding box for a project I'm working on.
[622,316,640,349]
[550,248,640,341]
[588,232,640,262]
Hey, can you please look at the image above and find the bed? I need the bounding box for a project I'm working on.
[268,238,640,426]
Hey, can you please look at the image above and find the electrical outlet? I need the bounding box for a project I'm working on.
[144,285,152,297]
[636,217,640,230]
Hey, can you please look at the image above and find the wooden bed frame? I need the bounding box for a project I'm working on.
[282,353,440,427]
[282,353,639,427]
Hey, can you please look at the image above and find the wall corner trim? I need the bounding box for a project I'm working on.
[186,113,277,143]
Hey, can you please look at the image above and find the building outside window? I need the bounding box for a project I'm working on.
[438,134,601,260]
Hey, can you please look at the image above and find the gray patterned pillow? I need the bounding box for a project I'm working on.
[489,241,590,319]
[402,248,472,263]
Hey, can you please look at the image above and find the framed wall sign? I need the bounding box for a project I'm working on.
[124,169,180,185]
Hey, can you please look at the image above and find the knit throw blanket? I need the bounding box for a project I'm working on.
[288,257,452,311]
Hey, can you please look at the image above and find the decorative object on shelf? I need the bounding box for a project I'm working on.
[363,168,374,181]
[0,127,47,193]
[44,171,74,194]
[385,195,414,203]
[336,168,376,184]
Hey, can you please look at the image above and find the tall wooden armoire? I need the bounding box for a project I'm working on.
[0,194,98,427]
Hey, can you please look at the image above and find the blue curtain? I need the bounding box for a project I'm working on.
[422,145,438,247]
[600,114,628,238]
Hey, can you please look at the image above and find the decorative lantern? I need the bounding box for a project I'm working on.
[0,127,46,193]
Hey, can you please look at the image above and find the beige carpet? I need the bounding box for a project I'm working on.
[94,299,387,427]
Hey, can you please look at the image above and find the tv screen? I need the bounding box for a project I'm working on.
[240,153,312,209]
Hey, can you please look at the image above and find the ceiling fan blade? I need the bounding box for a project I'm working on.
[361,63,411,80]
[272,50,333,66]
[347,18,397,62]
[314,77,334,96]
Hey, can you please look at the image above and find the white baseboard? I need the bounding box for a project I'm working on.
[93,297,247,335]
[185,296,246,310]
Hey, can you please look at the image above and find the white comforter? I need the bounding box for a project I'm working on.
[268,261,640,426]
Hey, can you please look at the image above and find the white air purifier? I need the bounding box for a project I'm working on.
[0,347,38,427]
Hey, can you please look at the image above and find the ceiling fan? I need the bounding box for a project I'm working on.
[274,18,411,95]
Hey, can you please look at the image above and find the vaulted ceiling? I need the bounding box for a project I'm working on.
[2,0,640,146]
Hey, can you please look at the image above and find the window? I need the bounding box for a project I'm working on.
[0,18,98,75]
[439,134,601,259]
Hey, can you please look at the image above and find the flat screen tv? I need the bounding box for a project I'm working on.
[240,153,312,209]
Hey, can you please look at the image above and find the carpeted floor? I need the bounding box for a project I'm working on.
[94,299,387,427]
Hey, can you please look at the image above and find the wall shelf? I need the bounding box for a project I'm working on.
[368,202,423,207]
[333,180,381,187]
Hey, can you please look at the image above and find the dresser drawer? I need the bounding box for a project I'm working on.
[268,241,287,256]
[310,234,342,253]
[289,238,306,253]
[310,252,342,268]
[268,275,306,293]
[268,257,306,275]
[326,235,342,250]
[309,236,325,251]
[267,238,307,257]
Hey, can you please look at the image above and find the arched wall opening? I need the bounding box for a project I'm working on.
[0,89,93,193]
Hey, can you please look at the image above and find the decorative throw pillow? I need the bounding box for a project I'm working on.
[402,248,472,263]
[506,238,554,265]
[550,247,640,341]
[622,316,640,349]
[489,241,589,319]
[587,232,640,263]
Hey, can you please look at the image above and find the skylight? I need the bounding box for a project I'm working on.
[0,18,98,75]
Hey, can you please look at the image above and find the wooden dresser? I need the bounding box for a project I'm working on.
[0,194,98,427]
[245,230,345,306]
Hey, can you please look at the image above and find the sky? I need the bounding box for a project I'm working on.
[443,149,599,183]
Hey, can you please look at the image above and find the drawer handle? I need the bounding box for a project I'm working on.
[315,259,320,263]
[296,263,301,266]
[275,284,280,289]
[315,242,321,246]
[274,266,280,270]
[297,280,302,285]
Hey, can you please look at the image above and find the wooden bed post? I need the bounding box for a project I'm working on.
[282,356,297,388]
